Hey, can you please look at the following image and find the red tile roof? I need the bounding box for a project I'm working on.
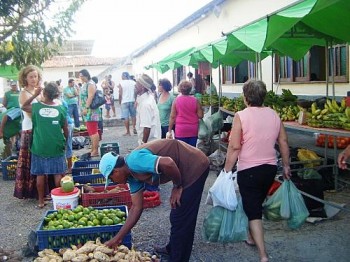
[42,56,121,68]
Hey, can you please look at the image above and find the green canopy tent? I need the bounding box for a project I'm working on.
[228,0,350,58]
[226,0,350,94]
[0,65,19,80]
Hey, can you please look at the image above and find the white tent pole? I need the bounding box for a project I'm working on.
[330,40,335,99]
[259,52,262,81]
[325,40,329,97]
[271,52,274,91]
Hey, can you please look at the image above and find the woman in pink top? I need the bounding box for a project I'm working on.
[168,80,203,147]
[224,80,291,262]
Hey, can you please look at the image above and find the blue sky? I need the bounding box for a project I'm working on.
[69,0,211,57]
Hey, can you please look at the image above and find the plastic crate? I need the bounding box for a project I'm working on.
[72,160,100,176]
[100,142,119,156]
[143,191,161,209]
[73,173,106,185]
[82,184,132,208]
[36,205,131,251]
[1,156,18,180]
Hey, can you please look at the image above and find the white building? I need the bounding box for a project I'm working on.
[113,0,350,99]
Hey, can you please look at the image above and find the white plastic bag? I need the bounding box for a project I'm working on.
[206,170,238,211]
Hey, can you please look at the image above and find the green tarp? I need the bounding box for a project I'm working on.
[0,65,19,80]
[146,0,350,73]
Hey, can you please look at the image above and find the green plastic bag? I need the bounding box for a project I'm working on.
[263,180,290,220]
[280,181,291,219]
[202,206,224,242]
[218,197,248,243]
[287,181,310,229]
[203,198,248,243]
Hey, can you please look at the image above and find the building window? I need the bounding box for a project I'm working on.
[172,67,186,88]
[68,71,80,78]
[275,45,348,83]
[222,61,255,84]
[329,44,348,82]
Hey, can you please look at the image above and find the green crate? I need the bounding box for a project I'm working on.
[100,142,119,156]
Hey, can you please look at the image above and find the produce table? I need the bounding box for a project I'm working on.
[283,121,350,191]
[218,105,349,190]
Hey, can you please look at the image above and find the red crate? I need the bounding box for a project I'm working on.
[82,184,132,208]
[143,191,161,209]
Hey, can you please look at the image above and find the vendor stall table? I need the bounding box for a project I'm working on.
[283,121,350,191]
[218,106,349,191]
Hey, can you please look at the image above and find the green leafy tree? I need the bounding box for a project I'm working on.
[0,0,86,69]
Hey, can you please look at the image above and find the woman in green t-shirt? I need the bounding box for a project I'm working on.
[157,78,174,138]
[31,82,68,208]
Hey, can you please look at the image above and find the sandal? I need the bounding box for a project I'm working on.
[35,203,46,209]
[44,195,52,201]
[133,128,137,134]
[244,240,256,247]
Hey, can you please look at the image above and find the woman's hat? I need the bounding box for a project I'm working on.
[99,152,119,189]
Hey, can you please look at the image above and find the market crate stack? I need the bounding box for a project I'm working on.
[100,142,119,156]
[1,156,18,180]
[71,160,105,185]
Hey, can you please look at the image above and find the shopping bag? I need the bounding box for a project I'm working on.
[202,206,224,242]
[90,90,106,109]
[280,181,291,219]
[218,197,248,243]
[206,170,238,211]
[198,119,210,140]
[263,180,289,221]
[287,180,310,229]
[202,198,248,243]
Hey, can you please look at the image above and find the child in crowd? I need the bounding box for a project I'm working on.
[30,82,68,208]
[104,93,112,118]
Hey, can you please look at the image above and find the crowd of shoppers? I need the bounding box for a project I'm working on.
[2,66,307,262]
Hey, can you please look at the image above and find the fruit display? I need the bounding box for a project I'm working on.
[42,205,126,230]
[222,95,246,112]
[2,157,18,180]
[37,206,131,251]
[315,134,350,149]
[297,148,321,168]
[201,94,219,106]
[307,98,347,129]
[34,238,158,262]
[79,124,87,131]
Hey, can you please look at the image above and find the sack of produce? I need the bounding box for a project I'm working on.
[218,197,248,243]
[202,206,224,242]
[203,198,248,243]
[263,180,289,221]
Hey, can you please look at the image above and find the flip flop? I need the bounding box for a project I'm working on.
[35,203,46,209]
[44,195,52,201]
